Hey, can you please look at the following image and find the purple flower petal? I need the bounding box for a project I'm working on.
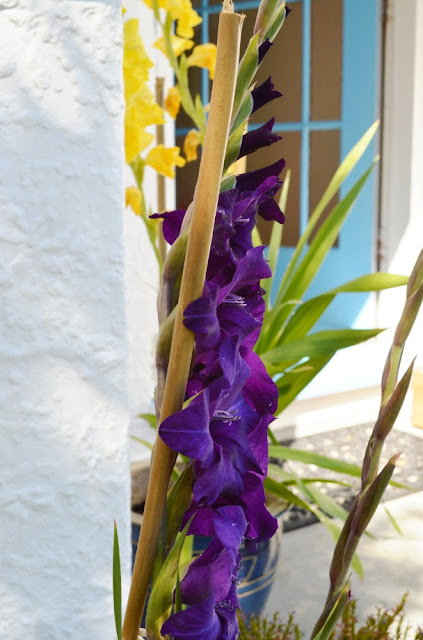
[251,76,283,113]
[236,158,285,193]
[159,390,215,464]
[161,592,222,640]
[239,118,282,159]
[150,209,186,244]
[241,349,278,415]
[213,505,247,550]
[258,38,272,64]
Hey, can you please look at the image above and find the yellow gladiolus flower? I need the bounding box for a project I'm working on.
[165,87,181,120]
[167,0,202,39]
[187,43,217,79]
[123,19,153,100]
[183,129,202,162]
[145,145,186,178]
[125,84,165,163]
[126,186,142,216]
[154,35,194,58]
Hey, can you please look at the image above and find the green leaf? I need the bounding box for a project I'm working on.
[275,123,379,305]
[275,354,333,415]
[255,300,301,354]
[265,169,291,309]
[302,483,350,523]
[138,413,157,429]
[278,161,377,306]
[262,327,384,369]
[268,445,363,477]
[383,505,403,535]
[113,522,122,640]
[232,34,259,126]
[145,518,193,640]
[327,272,408,294]
[276,294,335,347]
[130,435,153,450]
[252,225,263,248]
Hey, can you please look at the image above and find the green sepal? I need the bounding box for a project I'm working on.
[266,3,287,43]
[224,121,246,174]
[166,464,194,547]
[220,174,237,192]
[145,517,193,640]
[311,582,351,640]
[232,34,259,127]
[231,91,254,133]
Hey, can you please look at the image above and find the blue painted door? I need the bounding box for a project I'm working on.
[178,0,382,331]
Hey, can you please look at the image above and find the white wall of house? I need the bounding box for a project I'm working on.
[0,1,132,638]
[378,0,423,370]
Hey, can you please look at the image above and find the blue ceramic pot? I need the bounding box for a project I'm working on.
[131,510,284,616]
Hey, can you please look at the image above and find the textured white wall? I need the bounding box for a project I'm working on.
[0,1,131,638]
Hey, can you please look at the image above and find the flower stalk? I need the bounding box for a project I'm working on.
[121,4,243,639]
[310,248,423,640]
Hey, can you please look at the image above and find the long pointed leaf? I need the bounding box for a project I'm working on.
[266,169,291,309]
[113,522,122,640]
[278,294,335,345]
[327,272,408,294]
[262,328,384,368]
[268,445,363,477]
[275,354,333,415]
[275,122,379,304]
[278,161,377,305]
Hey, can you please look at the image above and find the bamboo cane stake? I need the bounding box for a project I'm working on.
[122,3,243,639]
[155,77,168,266]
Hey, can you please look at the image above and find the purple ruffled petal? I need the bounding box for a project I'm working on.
[150,209,186,245]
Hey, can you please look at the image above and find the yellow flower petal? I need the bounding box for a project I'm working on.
[183,129,202,162]
[165,86,181,120]
[168,0,202,39]
[123,19,154,100]
[187,43,217,79]
[124,84,165,163]
[126,186,141,216]
[154,35,194,58]
[145,145,186,179]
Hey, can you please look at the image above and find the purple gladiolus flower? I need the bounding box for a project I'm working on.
[239,118,282,159]
[258,38,272,64]
[251,76,283,113]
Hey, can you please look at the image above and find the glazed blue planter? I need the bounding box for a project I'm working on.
[131,510,284,616]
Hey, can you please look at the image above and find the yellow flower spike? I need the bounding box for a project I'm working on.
[154,35,194,58]
[165,87,181,120]
[126,186,142,216]
[187,43,217,79]
[183,129,202,162]
[145,145,186,179]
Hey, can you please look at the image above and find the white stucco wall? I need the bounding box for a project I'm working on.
[0,1,131,638]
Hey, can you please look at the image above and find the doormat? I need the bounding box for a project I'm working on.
[279,424,423,532]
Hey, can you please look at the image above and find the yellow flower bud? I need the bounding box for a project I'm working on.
[183,129,202,163]
[165,87,181,120]
[126,187,142,216]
